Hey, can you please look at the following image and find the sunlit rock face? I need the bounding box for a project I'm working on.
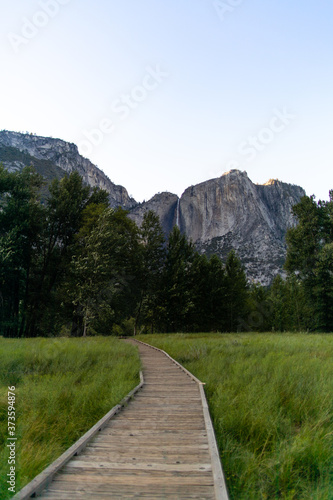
[131,170,305,285]
[0,130,136,209]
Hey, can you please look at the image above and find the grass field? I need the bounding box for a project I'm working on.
[1,333,332,499]
[0,337,141,499]
[137,333,333,500]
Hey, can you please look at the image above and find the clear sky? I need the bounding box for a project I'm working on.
[1,0,332,202]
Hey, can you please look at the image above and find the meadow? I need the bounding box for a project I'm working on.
[0,337,141,499]
[1,333,332,500]
[137,333,333,500]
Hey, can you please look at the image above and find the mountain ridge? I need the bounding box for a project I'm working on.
[0,130,306,284]
[0,130,136,209]
[130,169,305,284]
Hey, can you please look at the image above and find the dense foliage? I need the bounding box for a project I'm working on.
[0,165,332,336]
[245,192,333,333]
[0,166,249,337]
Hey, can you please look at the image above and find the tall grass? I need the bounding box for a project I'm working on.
[138,333,333,500]
[0,337,140,499]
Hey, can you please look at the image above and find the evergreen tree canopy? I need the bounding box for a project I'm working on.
[285,191,333,332]
[225,250,248,331]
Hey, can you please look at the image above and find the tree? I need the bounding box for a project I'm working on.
[314,242,333,331]
[285,195,323,287]
[158,227,195,332]
[244,284,272,333]
[285,191,333,332]
[187,254,211,332]
[0,166,111,337]
[268,275,289,332]
[207,254,228,331]
[224,250,248,331]
[188,254,227,332]
[65,207,141,336]
[135,211,166,334]
[0,165,44,337]
[23,172,109,337]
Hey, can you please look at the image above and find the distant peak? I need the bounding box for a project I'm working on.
[221,169,247,177]
[263,178,280,186]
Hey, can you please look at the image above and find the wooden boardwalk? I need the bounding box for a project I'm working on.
[17,340,228,499]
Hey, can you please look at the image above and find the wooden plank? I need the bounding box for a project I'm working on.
[89,434,209,442]
[81,453,212,464]
[41,491,216,500]
[134,339,230,500]
[50,472,215,485]
[98,427,208,433]
[135,339,205,384]
[14,339,229,500]
[11,372,144,500]
[41,484,216,499]
[64,460,212,472]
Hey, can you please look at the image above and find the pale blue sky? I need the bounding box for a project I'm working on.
[1,0,332,201]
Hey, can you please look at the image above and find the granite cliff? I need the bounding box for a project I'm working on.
[0,130,135,209]
[0,131,306,284]
[130,192,179,235]
[130,170,305,285]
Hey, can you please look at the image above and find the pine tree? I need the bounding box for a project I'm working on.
[158,227,195,332]
[136,211,166,334]
[224,250,248,331]
[285,191,333,332]
[0,165,44,337]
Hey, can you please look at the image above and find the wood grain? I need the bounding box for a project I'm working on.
[18,340,229,499]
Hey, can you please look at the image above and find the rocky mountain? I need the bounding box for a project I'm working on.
[0,131,306,284]
[0,130,136,209]
[130,170,306,285]
[129,192,179,235]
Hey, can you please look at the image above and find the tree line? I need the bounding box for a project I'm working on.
[0,165,332,337]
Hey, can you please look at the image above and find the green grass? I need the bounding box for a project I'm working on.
[0,337,140,499]
[137,333,333,500]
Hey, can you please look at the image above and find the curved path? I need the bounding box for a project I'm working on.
[31,340,228,499]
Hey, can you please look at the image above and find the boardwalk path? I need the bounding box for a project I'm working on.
[32,340,228,499]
